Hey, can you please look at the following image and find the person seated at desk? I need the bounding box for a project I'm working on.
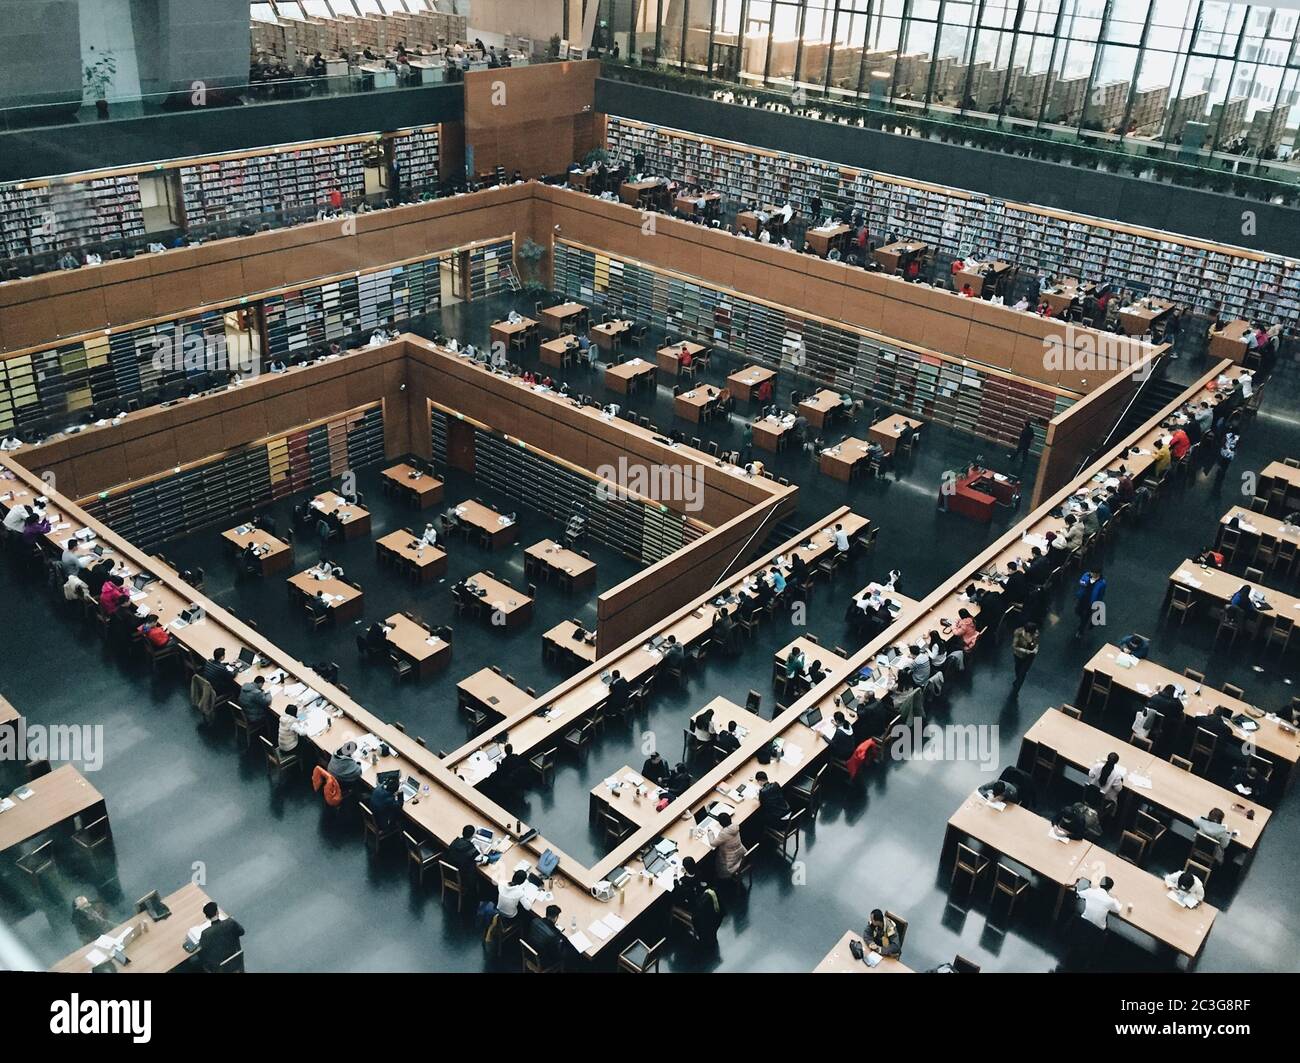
[305,591,332,623]
[1118,632,1150,658]
[950,608,979,653]
[239,542,264,576]
[691,708,718,744]
[277,704,299,754]
[665,761,693,798]
[1151,438,1172,477]
[662,634,685,673]
[1164,869,1205,906]
[98,575,129,616]
[784,645,808,684]
[81,558,114,600]
[1052,786,1105,841]
[826,711,856,760]
[1230,584,1266,615]
[676,343,694,371]
[506,309,524,325]
[326,741,364,789]
[605,669,631,715]
[416,522,437,547]
[267,357,288,374]
[802,658,828,692]
[136,614,172,649]
[495,869,529,924]
[1132,705,1162,744]
[1012,295,1031,311]
[200,648,239,699]
[711,607,738,655]
[369,773,404,832]
[20,510,50,544]
[447,823,481,881]
[755,770,790,831]
[1194,808,1238,863]
[977,778,1020,806]
[524,902,576,966]
[1229,762,1264,799]
[642,751,669,785]
[715,719,741,756]
[238,676,273,732]
[1001,560,1028,607]
[59,542,91,576]
[959,283,975,298]
[1035,300,1054,317]
[864,909,901,957]
[311,557,344,579]
[1087,752,1125,807]
[196,902,245,973]
[1076,877,1121,931]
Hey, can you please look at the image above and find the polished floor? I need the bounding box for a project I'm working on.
[2,297,1297,973]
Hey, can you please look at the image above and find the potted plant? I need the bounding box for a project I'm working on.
[517,239,547,288]
[547,34,562,60]
[84,48,117,117]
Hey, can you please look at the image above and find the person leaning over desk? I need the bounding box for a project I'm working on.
[196,902,245,973]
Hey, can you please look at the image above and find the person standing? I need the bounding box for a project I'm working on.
[1010,621,1039,694]
[1015,418,1035,464]
[1216,428,1239,486]
[1074,569,1106,640]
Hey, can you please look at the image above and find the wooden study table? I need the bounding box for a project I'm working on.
[376,529,447,583]
[752,413,794,452]
[696,695,764,737]
[727,364,776,402]
[0,765,104,853]
[383,613,451,679]
[1083,640,1299,793]
[797,389,842,430]
[736,204,786,238]
[591,318,632,351]
[220,525,292,575]
[50,884,213,974]
[540,333,579,368]
[544,620,598,666]
[1021,707,1147,786]
[619,179,667,207]
[452,500,517,549]
[814,930,913,973]
[1258,461,1300,513]
[1085,847,1218,967]
[788,513,869,570]
[1216,504,1300,561]
[590,765,664,831]
[819,437,873,482]
[287,569,364,624]
[566,167,595,190]
[1208,320,1253,363]
[805,223,852,258]
[1167,558,1300,649]
[310,492,371,540]
[674,191,722,218]
[656,341,704,376]
[954,260,1011,298]
[674,384,721,424]
[604,357,656,396]
[873,240,928,274]
[1040,278,1094,317]
[1118,298,1175,337]
[944,792,1091,916]
[464,572,533,629]
[489,317,537,351]
[381,463,444,509]
[457,667,534,719]
[851,582,919,622]
[525,539,596,592]
[774,637,849,682]
[868,414,923,456]
[540,301,587,335]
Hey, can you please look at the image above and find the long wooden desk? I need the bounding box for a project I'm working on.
[797,389,842,430]
[604,357,656,396]
[656,341,704,376]
[1208,320,1252,363]
[383,613,451,679]
[453,500,517,549]
[736,203,785,238]
[540,301,587,335]
[868,414,923,456]
[456,668,534,720]
[544,620,598,666]
[1258,461,1300,513]
[1216,504,1300,559]
[619,179,667,207]
[591,319,632,351]
[726,365,775,402]
[591,764,664,831]
[220,525,293,575]
[376,529,448,583]
[525,539,596,591]
[819,437,873,481]
[805,223,851,257]
[814,930,913,973]
[1118,298,1175,337]
[0,765,104,853]
[540,333,579,368]
[1083,641,1299,792]
[1167,558,1300,658]
[753,412,794,452]
[381,463,444,509]
[955,260,1011,298]
[50,884,213,974]
[1040,278,1095,316]
[490,317,538,350]
[673,384,721,424]
[310,492,371,540]
[873,240,928,274]
[464,571,533,629]
[674,191,722,218]
[287,568,364,623]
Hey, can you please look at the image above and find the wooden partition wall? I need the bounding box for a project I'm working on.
[463,60,602,180]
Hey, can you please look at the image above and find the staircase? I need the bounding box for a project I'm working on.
[1111,376,1187,441]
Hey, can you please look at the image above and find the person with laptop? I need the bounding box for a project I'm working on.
[196,902,245,973]
[605,669,631,715]
[827,711,856,760]
[202,647,240,699]
[708,811,744,884]
[665,762,693,798]
[368,773,404,832]
[715,720,741,755]
[447,825,482,901]
[495,869,529,922]
[755,771,791,831]
[326,741,364,789]
[524,904,576,968]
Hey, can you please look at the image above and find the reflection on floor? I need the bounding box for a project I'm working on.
[2,292,1297,974]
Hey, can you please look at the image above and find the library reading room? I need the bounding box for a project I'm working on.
[1,0,1299,1007]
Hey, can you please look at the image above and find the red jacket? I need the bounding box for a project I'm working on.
[312,766,343,807]
[846,739,879,781]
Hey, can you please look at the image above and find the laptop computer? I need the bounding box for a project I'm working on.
[799,706,823,728]
[400,774,420,800]
[237,647,256,667]
[376,769,401,789]
[132,572,156,592]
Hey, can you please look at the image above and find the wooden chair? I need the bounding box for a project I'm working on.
[788,764,826,817]
[562,719,595,759]
[1221,682,1245,700]
[529,747,558,787]
[617,936,665,973]
[988,864,1030,927]
[521,938,564,973]
[16,839,56,882]
[1189,728,1217,775]
[1266,615,1294,655]
[762,807,805,861]
[950,842,990,897]
[1183,667,1205,684]
[404,830,442,887]
[438,860,466,911]
[1170,754,1194,772]
[885,910,909,957]
[1165,584,1195,625]
[259,735,298,786]
[217,949,245,973]
[71,815,114,857]
[359,802,402,854]
[952,954,981,973]
[1060,703,1082,720]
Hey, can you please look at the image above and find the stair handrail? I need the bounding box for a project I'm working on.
[1072,351,1170,479]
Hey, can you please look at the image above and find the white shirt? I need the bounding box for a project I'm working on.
[3,506,30,532]
[278,714,299,752]
[1078,886,1121,929]
[1087,760,1125,801]
[833,530,850,553]
[507,311,522,324]
[421,527,438,546]
[496,880,527,919]
[1240,375,1253,398]
[1163,871,1204,905]
[1132,710,1157,740]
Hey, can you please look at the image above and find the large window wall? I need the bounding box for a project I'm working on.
[605,1,1300,160]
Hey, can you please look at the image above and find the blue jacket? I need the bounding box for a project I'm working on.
[1076,574,1106,605]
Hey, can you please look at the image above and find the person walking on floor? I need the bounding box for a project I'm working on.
[1074,569,1106,640]
[1011,621,1039,694]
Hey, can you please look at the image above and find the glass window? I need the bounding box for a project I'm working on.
[251,3,279,23]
